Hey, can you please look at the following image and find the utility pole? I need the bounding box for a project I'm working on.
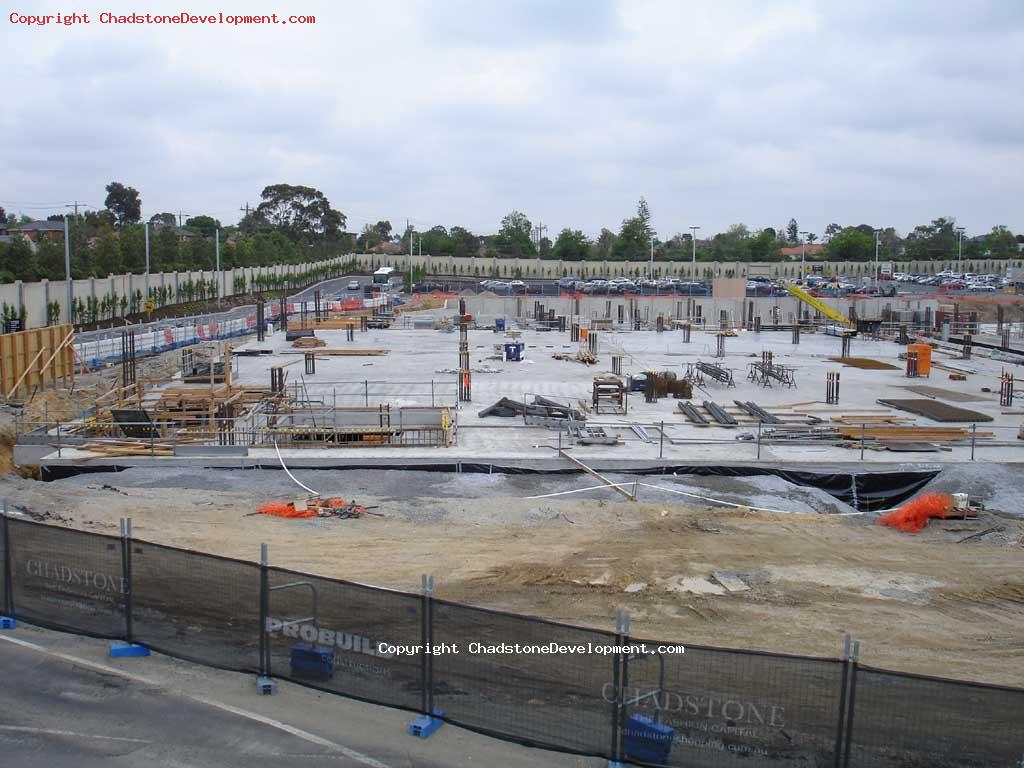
[64,214,73,324]
[649,237,655,281]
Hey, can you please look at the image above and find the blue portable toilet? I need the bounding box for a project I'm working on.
[504,342,524,361]
[495,318,506,332]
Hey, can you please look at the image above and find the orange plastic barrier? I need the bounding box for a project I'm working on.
[878,492,953,533]
[907,343,932,375]
[257,502,317,518]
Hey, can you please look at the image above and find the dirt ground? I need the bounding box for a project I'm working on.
[1,471,1021,688]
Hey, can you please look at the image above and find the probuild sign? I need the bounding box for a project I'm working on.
[603,683,795,759]
[265,617,396,678]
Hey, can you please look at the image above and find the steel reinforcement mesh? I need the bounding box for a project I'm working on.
[430,600,615,756]
[624,641,846,767]
[266,567,423,712]
[130,541,260,671]
[846,666,1024,767]
[5,517,124,637]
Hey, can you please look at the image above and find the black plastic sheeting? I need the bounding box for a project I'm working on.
[42,463,937,513]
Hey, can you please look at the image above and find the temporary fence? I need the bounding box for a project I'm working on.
[73,295,391,369]
[1,512,1021,767]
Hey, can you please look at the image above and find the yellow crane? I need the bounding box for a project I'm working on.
[784,283,855,328]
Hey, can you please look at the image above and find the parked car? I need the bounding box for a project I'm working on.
[347,280,361,291]
[557,276,580,290]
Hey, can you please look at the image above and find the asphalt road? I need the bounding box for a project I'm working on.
[0,624,598,768]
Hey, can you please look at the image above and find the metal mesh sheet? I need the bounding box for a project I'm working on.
[847,666,1024,768]
[266,568,423,712]
[5,518,124,637]
[430,600,615,756]
[624,641,845,767]
[131,541,260,671]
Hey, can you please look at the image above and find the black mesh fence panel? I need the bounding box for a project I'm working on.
[5,518,124,638]
[847,666,1024,768]
[130,541,260,672]
[430,600,615,756]
[623,641,846,767]
[266,568,423,712]
[0,514,9,617]
[4,516,1024,768]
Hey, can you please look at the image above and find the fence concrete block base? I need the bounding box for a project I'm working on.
[407,710,445,739]
[109,642,150,658]
[0,616,16,630]
[255,676,276,695]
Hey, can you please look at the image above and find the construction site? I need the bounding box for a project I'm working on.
[1,278,1023,765]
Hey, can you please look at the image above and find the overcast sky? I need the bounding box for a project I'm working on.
[3,0,1022,239]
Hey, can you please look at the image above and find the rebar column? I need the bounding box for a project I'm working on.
[458,298,471,402]
[681,323,691,343]
[279,296,287,331]
[715,334,725,358]
[826,371,840,404]
[906,351,919,378]
[792,324,800,345]
[1000,371,1014,407]
[256,298,266,342]
[963,334,972,360]
[840,334,852,358]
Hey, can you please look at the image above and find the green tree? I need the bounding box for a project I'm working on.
[255,184,345,242]
[495,210,535,257]
[104,181,142,227]
[786,218,799,244]
[984,226,1017,259]
[825,227,874,261]
[184,215,221,237]
[551,228,590,261]
[149,212,177,227]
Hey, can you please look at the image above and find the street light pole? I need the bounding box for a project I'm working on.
[874,228,881,284]
[64,214,73,324]
[689,225,700,299]
[649,237,655,282]
[144,222,150,300]
[955,227,965,275]
[799,231,810,282]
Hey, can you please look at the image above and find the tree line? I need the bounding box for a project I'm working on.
[2,185,1020,286]
[0,182,353,284]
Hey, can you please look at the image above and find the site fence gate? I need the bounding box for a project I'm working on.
[1,512,1022,767]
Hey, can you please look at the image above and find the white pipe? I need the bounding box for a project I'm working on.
[273,440,319,496]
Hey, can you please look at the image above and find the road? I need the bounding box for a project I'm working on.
[0,624,599,768]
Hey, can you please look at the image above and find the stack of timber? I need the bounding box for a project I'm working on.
[552,351,597,365]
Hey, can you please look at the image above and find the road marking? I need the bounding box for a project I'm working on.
[0,724,149,743]
[0,635,392,768]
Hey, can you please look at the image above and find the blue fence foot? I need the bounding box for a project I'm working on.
[0,616,16,630]
[256,676,276,695]
[109,642,150,658]
[407,709,445,739]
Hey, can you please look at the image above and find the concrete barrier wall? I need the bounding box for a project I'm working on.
[0,256,352,328]
[351,253,1023,282]
[3,249,1011,329]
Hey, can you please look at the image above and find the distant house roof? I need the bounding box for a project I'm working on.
[12,220,65,232]
[371,242,403,255]
[778,244,826,258]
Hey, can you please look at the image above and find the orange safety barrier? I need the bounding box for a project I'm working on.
[878,492,953,533]
[257,502,318,518]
